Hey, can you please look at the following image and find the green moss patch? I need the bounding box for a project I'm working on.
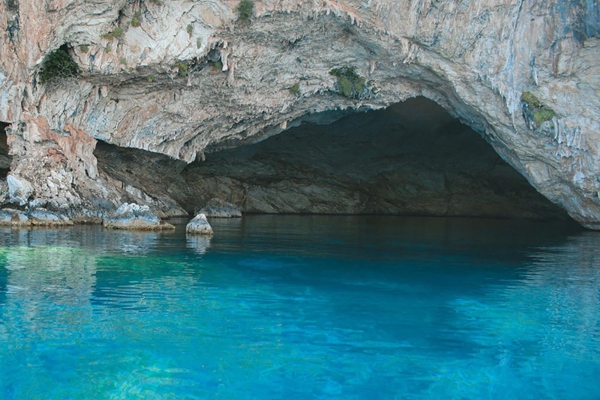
[521,91,555,126]
[101,27,125,41]
[211,60,223,71]
[330,66,366,99]
[237,0,254,21]
[175,61,189,77]
[289,83,301,96]
[130,12,142,28]
[521,91,541,108]
[533,108,555,125]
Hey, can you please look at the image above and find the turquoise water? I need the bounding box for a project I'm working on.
[0,216,599,399]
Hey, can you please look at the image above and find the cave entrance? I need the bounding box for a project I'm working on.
[0,122,11,178]
[183,97,567,219]
[94,97,568,220]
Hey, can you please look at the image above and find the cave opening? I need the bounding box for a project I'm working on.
[94,97,568,220]
[0,122,11,178]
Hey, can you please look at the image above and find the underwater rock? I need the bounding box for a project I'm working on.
[198,198,242,218]
[103,203,175,230]
[186,213,214,236]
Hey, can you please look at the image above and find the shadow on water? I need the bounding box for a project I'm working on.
[0,216,588,308]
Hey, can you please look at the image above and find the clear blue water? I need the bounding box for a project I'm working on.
[0,216,599,399]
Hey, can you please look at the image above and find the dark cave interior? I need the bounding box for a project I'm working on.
[0,122,11,178]
[94,97,568,220]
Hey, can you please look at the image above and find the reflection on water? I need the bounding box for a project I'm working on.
[0,216,599,399]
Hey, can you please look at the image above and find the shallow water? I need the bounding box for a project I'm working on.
[0,216,599,399]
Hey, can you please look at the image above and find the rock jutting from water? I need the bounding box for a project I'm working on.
[1,1,599,228]
[0,208,73,227]
[103,203,175,231]
[186,214,214,236]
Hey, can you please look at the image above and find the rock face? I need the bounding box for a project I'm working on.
[0,208,72,227]
[198,198,242,218]
[0,1,599,227]
[186,214,214,236]
[0,123,10,178]
[103,203,175,230]
[93,98,568,219]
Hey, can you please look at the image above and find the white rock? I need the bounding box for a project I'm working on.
[103,203,175,230]
[28,209,73,226]
[7,175,33,206]
[186,213,214,236]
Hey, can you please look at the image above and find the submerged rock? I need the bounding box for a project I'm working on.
[186,213,214,236]
[103,203,175,230]
[198,198,242,218]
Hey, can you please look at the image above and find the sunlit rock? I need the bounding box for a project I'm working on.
[186,213,214,236]
[0,208,74,227]
[103,203,175,231]
[28,209,73,226]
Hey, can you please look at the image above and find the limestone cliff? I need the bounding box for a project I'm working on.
[0,0,599,226]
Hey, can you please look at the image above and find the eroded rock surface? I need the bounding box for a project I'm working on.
[0,1,599,226]
[198,198,242,218]
[95,98,568,219]
[103,203,175,230]
[0,208,72,227]
[186,213,214,236]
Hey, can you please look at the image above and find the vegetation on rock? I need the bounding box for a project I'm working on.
[521,91,541,108]
[39,46,80,83]
[101,27,125,41]
[521,91,555,126]
[79,45,89,53]
[175,61,189,77]
[329,66,367,99]
[237,0,254,21]
[533,108,555,125]
[289,83,301,96]
[130,12,142,27]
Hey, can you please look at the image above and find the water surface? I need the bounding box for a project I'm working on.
[0,216,599,399]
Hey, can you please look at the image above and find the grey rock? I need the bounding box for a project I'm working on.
[0,209,27,226]
[186,213,214,236]
[28,209,73,226]
[0,208,74,227]
[0,179,8,205]
[103,203,175,230]
[7,175,33,206]
[198,198,242,218]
